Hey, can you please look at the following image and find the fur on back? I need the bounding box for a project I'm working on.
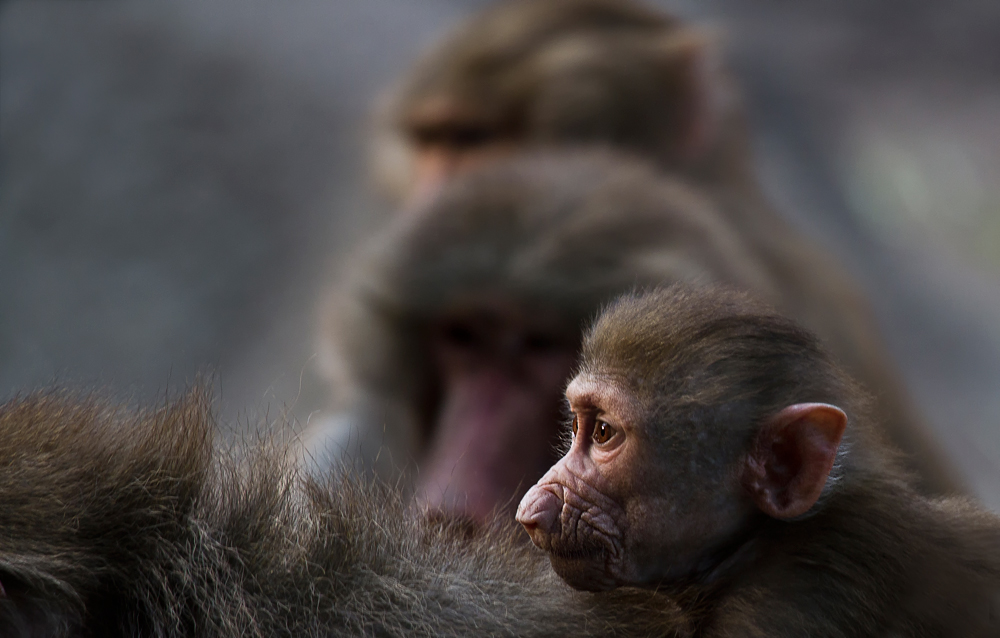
[0,389,688,637]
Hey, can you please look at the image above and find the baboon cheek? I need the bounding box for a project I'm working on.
[549,554,620,592]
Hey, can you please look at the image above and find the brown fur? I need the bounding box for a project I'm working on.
[522,285,1000,636]
[378,0,713,196]
[373,0,962,496]
[307,150,961,520]
[0,388,690,637]
[309,150,773,486]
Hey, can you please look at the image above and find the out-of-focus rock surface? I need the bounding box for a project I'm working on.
[2,0,997,507]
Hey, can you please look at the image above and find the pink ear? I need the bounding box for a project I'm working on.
[741,403,847,519]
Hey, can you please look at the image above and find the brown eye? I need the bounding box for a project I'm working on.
[571,416,578,437]
[593,421,616,445]
[446,124,493,149]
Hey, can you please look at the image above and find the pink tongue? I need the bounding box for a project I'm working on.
[415,369,559,524]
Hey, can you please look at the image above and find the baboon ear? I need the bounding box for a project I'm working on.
[655,29,730,163]
[741,403,847,519]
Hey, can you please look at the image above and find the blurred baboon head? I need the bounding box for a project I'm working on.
[317,150,774,525]
[376,0,738,202]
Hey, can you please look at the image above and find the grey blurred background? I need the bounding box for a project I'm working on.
[2,1,998,508]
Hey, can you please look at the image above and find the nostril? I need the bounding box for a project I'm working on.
[516,486,561,534]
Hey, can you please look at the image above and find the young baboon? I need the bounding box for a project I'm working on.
[305,151,962,529]
[367,0,963,498]
[519,285,1000,636]
[0,388,688,637]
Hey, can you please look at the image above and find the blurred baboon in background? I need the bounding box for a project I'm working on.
[303,151,964,528]
[361,0,964,497]
[0,389,689,637]
[378,0,722,200]
[379,0,787,245]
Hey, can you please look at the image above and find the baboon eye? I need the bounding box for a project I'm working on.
[446,124,493,148]
[412,123,494,149]
[441,320,482,349]
[593,421,616,445]
[571,416,578,437]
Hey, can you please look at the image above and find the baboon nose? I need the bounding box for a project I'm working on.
[516,485,560,539]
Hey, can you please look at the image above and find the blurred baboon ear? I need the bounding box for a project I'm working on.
[655,29,730,163]
[742,403,847,519]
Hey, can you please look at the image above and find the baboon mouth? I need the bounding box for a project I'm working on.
[546,543,607,562]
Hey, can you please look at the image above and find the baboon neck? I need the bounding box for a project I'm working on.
[667,511,770,601]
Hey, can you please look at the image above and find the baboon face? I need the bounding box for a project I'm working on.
[415,300,579,524]
[389,0,720,203]
[518,287,848,591]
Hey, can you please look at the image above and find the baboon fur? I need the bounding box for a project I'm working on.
[0,388,688,637]
[371,0,964,495]
[311,151,963,495]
